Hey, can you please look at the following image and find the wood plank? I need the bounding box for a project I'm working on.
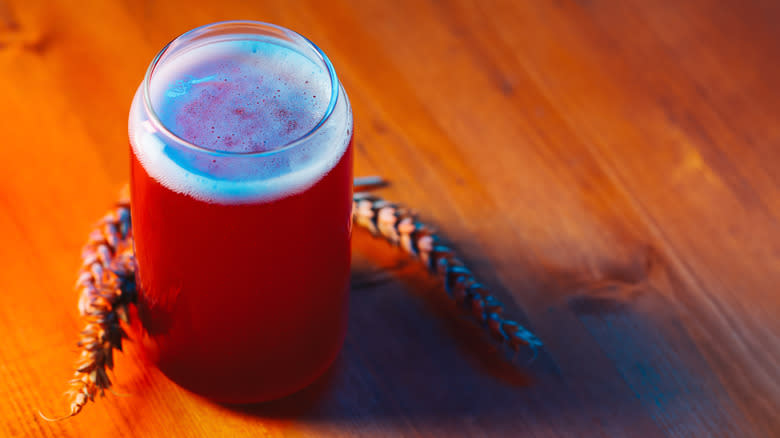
[0,0,776,436]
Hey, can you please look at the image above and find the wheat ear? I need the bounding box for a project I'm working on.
[352,190,543,354]
[40,190,136,421]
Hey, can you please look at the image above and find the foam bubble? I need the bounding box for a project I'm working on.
[129,36,351,205]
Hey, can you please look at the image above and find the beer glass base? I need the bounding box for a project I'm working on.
[137,325,346,405]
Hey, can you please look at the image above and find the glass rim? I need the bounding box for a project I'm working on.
[141,20,341,157]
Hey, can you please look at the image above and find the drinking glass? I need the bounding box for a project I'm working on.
[128,21,353,403]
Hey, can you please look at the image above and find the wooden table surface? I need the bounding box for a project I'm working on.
[1,0,778,436]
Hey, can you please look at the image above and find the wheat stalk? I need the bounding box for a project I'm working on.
[40,189,136,421]
[43,179,541,420]
[352,189,543,354]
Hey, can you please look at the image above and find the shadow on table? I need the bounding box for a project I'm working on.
[222,232,560,428]
[220,233,734,436]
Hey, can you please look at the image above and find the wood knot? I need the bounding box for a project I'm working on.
[0,4,51,54]
[566,245,662,315]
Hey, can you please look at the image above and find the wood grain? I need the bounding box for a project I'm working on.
[0,0,778,436]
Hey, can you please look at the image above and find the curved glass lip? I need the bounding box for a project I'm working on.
[141,20,340,157]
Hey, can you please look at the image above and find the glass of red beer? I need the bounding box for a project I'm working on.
[128,21,353,403]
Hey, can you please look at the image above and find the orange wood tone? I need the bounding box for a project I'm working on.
[1,0,778,436]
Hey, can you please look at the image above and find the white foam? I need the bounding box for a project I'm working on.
[129,36,352,204]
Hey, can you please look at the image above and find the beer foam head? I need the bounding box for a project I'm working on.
[129,33,351,204]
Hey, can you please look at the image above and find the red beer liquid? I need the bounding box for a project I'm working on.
[129,37,353,403]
